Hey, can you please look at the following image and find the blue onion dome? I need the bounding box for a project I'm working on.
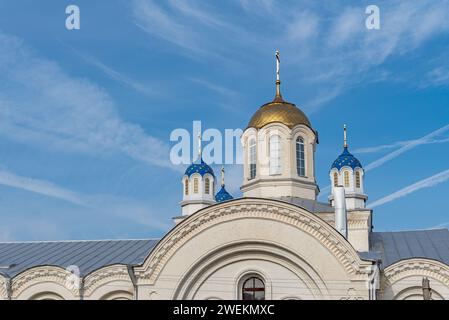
[331,147,363,171]
[215,185,233,202]
[185,158,215,178]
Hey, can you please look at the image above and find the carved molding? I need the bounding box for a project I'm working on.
[0,276,6,299]
[11,266,77,298]
[83,265,131,296]
[135,198,372,283]
[383,258,449,289]
[348,219,369,229]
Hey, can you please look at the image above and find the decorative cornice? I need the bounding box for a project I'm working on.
[0,276,6,299]
[347,219,370,229]
[11,266,77,298]
[83,265,131,296]
[134,198,372,284]
[241,177,318,190]
[383,258,449,289]
[180,200,216,206]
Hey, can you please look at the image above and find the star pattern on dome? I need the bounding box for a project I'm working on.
[185,159,215,177]
[331,147,363,171]
[215,185,233,202]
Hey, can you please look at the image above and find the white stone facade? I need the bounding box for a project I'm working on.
[1,198,449,300]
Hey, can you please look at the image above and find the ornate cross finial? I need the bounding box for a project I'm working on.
[343,124,348,148]
[276,49,280,81]
[198,132,202,160]
[221,166,225,187]
[274,49,282,100]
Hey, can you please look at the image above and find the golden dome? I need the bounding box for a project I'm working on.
[248,51,312,130]
[247,94,311,130]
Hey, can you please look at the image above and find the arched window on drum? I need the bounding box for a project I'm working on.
[249,138,257,180]
[333,172,339,187]
[269,135,282,175]
[296,137,305,177]
[355,171,361,188]
[204,177,210,194]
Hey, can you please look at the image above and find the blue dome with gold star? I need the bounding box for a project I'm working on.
[215,185,233,202]
[331,147,362,171]
[185,159,215,177]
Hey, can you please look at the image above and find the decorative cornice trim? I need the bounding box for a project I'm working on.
[11,266,77,298]
[134,198,372,284]
[0,276,6,299]
[83,265,131,296]
[383,258,449,288]
[241,177,318,190]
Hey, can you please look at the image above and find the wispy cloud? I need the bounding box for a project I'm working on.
[319,124,449,199]
[326,7,364,48]
[304,86,343,113]
[189,78,240,98]
[422,66,449,87]
[0,170,87,206]
[188,77,246,114]
[239,0,273,13]
[0,31,173,170]
[131,0,252,62]
[132,0,449,110]
[0,168,170,232]
[353,137,449,154]
[75,51,156,97]
[369,168,449,208]
[364,124,449,171]
[286,11,320,43]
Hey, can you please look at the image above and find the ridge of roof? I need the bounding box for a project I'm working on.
[0,238,160,244]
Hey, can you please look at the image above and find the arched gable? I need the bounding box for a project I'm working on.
[83,264,133,299]
[135,198,373,299]
[381,258,449,300]
[11,266,77,300]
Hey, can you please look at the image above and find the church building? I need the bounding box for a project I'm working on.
[1,52,449,300]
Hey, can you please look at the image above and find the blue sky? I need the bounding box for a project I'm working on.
[0,0,449,241]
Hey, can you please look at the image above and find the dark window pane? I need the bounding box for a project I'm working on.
[254,278,264,288]
[242,277,265,301]
[254,290,265,300]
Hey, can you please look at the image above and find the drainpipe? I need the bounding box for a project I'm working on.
[4,276,12,300]
[333,186,347,238]
[1,265,14,300]
[369,262,380,300]
[127,265,138,300]
[79,277,85,301]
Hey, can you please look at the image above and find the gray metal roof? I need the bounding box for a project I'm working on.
[0,239,159,278]
[275,196,335,213]
[369,229,449,267]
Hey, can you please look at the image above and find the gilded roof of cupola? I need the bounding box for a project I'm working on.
[246,50,312,130]
[247,97,312,130]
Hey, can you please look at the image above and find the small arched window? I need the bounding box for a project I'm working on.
[184,179,189,195]
[205,177,210,194]
[269,135,282,175]
[242,277,265,300]
[333,172,339,187]
[355,171,361,188]
[344,171,350,187]
[193,177,199,193]
[296,137,305,177]
[249,138,257,180]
